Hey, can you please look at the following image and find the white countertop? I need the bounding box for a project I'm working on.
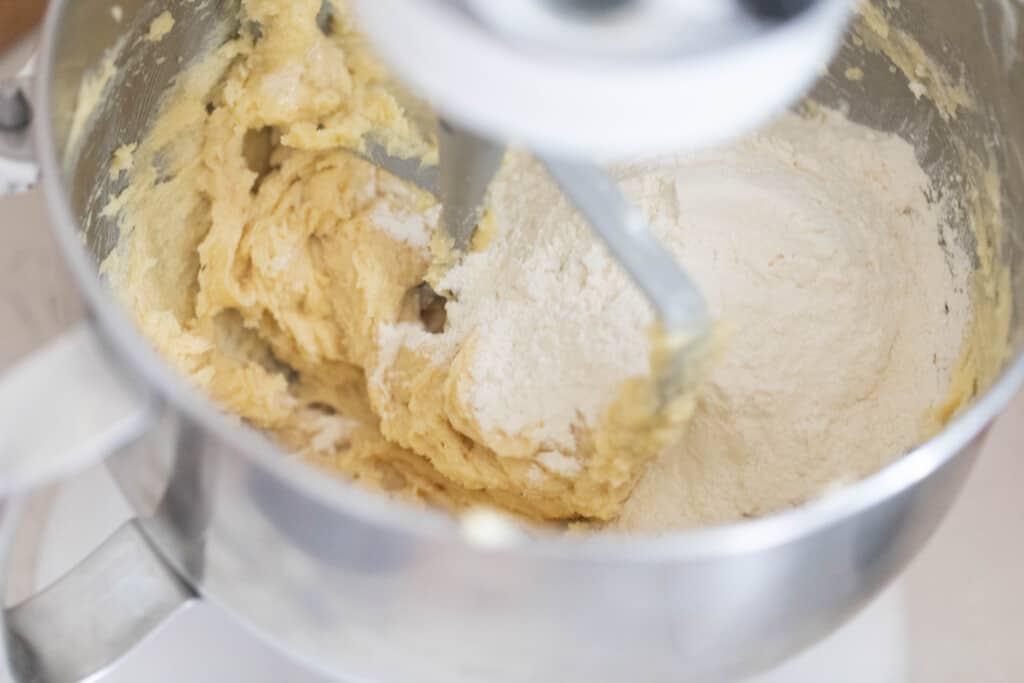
[2,36,1022,682]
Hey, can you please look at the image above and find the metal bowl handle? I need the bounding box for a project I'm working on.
[2,513,196,683]
[0,323,195,683]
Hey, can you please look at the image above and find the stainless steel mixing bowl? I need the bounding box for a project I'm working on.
[0,0,1021,681]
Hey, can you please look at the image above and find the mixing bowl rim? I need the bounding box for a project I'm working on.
[33,0,1024,563]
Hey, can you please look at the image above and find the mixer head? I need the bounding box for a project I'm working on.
[353,0,854,159]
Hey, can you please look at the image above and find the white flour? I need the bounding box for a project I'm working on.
[436,156,654,452]
[407,110,970,530]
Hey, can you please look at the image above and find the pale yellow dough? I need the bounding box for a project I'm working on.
[102,0,1010,528]
[104,0,695,522]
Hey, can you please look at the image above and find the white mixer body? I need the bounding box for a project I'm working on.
[353,0,855,159]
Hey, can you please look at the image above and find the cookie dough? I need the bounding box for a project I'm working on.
[101,0,1005,528]
[101,0,694,521]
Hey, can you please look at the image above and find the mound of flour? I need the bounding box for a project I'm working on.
[431,111,970,530]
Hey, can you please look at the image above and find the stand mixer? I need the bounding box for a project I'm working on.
[349,0,854,393]
[2,1,1023,682]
